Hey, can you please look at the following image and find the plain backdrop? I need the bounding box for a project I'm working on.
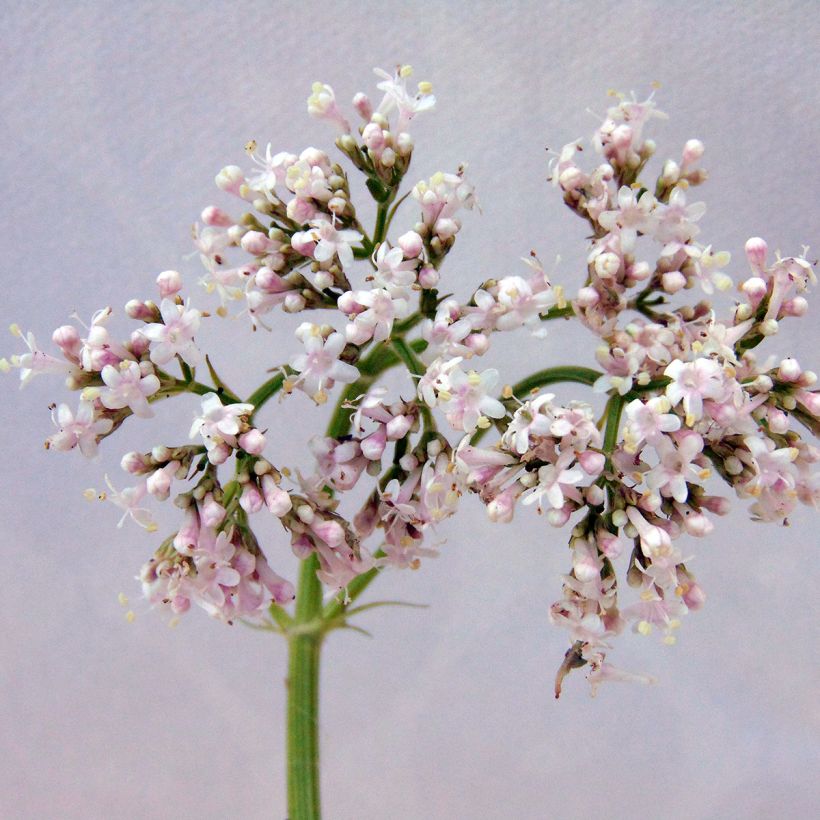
[1,2,819,818]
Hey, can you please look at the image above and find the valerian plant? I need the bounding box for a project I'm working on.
[4,66,818,819]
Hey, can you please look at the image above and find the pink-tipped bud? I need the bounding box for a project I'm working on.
[261,475,292,517]
[418,266,439,289]
[597,530,623,559]
[767,407,790,435]
[700,494,731,515]
[290,230,316,257]
[52,325,81,358]
[156,269,182,298]
[129,330,150,357]
[546,506,572,528]
[782,296,808,317]
[682,139,704,165]
[147,462,179,501]
[744,237,768,270]
[778,358,802,383]
[173,507,200,555]
[487,486,517,523]
[576,286,600,308]
[740,276,768,305]
[398,230,423,258]
[396,132,414,156]
[239,429,266,455]
[352,92,373,120]
[314,271,334,290]
[362,122,385,152]
[386,414,413,441]
[215,165,245,197]
[283,293,306,313]
[201,206,233,227]
[578,450,606,476]
[629,261,652,282]
[200,495,226,528]
[311,518,345,548]
[124,299,156,321]
[682,580,706,610]
[434,218,458,240]
[240,483,264,514]
[660,159,680,184]
[361,426,387,460]
[241,230,274,255]
[594,252,620,279]
[797,389,820,416]
[661,271,686,293]
[464,333,490,356]
[121,450,149,474]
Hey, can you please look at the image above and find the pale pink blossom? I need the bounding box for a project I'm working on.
[100,361,160,418]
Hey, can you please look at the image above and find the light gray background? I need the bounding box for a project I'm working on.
[2,2,819,818]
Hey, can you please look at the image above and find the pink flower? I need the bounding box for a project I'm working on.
[142,299,202,366]
[290,326,360,401]
[190,393,254,463]
[664,358,726,425]
[307,82,350,133]
[100,361,160,418]
[47,400,113,458]
[105,476,156,531]
[623,396,681,453]
[310,219,363,269]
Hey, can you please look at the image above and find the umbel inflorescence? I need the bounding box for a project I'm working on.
[4,67,818,697]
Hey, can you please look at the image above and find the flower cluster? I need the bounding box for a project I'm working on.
[5,72,817,695]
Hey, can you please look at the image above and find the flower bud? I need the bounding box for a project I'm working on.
[239,429,266,455]
[661,271,686,293]
[576,286,600,307]
[352,92,372,120]
[283,293,307,313]
[593,252,620,279]
[744,236,768,270]
[201,206,233,227]
[52,325,81,358]
[241,231,273,255]
[121,451,149,474]
[261,475,292,517]
[682,139,704,165]
[156,269,182,298]
[240,483,264,514]
[398,230,423,258]
[215,165,245,197]
[418,267,439,288]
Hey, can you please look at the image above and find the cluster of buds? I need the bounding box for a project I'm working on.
[5,68,817,698]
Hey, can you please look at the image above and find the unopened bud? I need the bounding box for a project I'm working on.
[156,269,182,298]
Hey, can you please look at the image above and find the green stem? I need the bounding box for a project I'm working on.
[287,555,323,820]
[602,393,625,466]
[284,334,425,818]
[389,337,436,432]
[540,304,575,321]
[372,199,392,246]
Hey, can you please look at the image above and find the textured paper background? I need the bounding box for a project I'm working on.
[2,1,819,818]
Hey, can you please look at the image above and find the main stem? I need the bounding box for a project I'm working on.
[287,555,323,820]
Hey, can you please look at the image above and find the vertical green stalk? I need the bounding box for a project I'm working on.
[287,554,323,820]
